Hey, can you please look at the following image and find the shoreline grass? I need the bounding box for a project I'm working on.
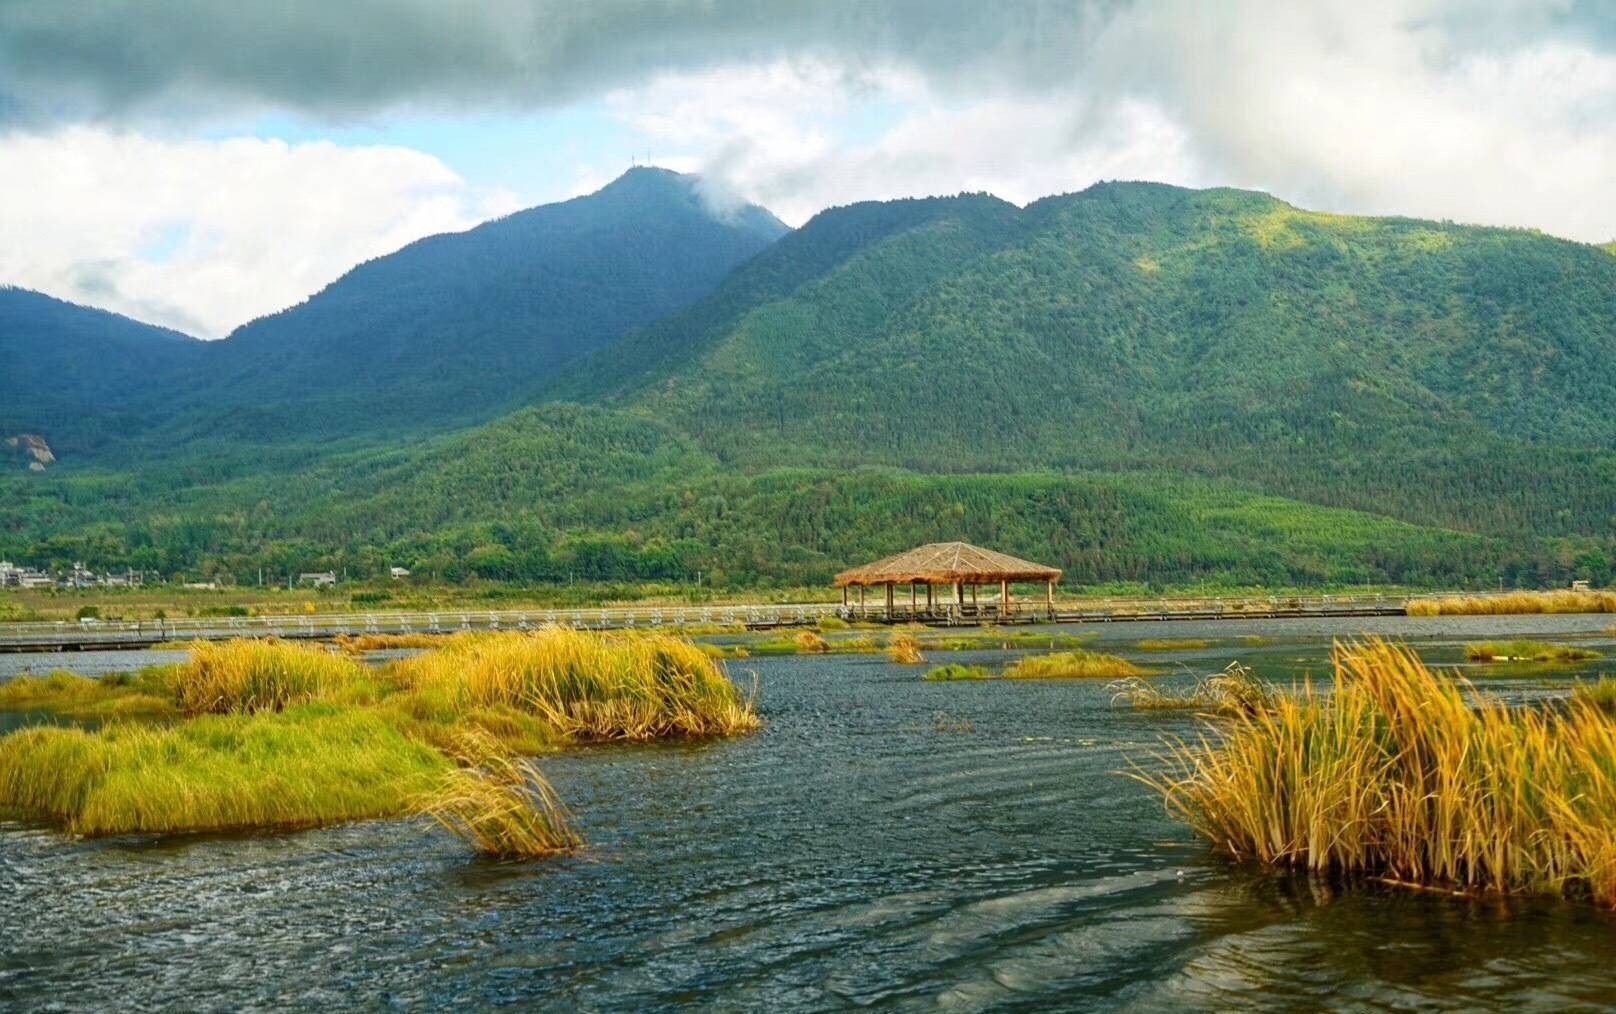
[1408,589,1616,616]
[1135,638,1211,651]
[1462,639,1602,663]
[1136,638,1616,907]
[1002,650,1147,680]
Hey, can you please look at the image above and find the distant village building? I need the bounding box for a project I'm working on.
[1572,579,1592,592]
[299,571,338,588]
[389,566,411,580]
[0,560,55,589]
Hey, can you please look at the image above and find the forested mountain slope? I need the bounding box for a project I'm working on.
[178,167,788,440]
[0,287,204,456]
[558,181,1616,538]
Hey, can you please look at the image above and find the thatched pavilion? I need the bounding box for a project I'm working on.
[833,541,1062,620]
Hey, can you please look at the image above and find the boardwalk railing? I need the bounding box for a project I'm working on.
[0,592,1416,652]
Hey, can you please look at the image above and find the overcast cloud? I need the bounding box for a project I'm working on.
[1,0,1611,336]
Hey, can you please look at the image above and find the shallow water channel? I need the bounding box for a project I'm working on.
[3,615,1616,1010]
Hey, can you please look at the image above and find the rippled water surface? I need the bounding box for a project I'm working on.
[4,618,1616,1010]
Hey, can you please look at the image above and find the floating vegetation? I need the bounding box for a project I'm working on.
[419,732,582,859]
[931,712,975,733]
[1136,639,1616,907]
[1110,662,1275,716]
[886,633,925,665]
[1135,638,1211,651]
[1408,589,1616,616]
[921,663,993,681]
[1002,650,1146,680]
[1463,640,1602,663]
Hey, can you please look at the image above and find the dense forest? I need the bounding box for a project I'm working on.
[2,176,1612,592]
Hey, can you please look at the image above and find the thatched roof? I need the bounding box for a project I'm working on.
[833,541,1062,587]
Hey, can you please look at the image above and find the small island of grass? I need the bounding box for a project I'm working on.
[1463,640,1602,663]
[1002,650,1146,680]
[921,663,993,681]
[0,628,759,854]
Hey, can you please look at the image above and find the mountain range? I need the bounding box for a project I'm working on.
[3,168,1613,591]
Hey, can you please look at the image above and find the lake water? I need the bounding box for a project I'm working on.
[3,616,1616,1010]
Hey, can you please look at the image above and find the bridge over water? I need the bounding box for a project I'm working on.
[0,593,1410,653]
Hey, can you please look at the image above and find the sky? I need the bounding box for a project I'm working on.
[1,0,1612,338]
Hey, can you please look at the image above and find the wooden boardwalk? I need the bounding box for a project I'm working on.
[0,594,1409,653]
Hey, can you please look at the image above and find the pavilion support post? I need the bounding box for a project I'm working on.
[859,584,865,618]
[842,586,848,611]
[910,582,917,616]
[1046,578,1055,619]
[885,582,894,620]
[926,583,934,615]
[1001,579,1010,617]
[954,582,963,611]
[970,584,977,609]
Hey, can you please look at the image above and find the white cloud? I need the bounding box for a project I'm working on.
[597,2,1616,242]
[0,128,518,336]
[606,61,1204,225]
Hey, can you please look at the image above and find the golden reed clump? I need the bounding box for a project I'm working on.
[1137,638,1616,906]
[176,639,367,714]
[392,626,760,741]
[1408,589,1616,616]
[418,729,582,858]
[885,632,925,664]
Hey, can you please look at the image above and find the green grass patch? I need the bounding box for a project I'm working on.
[0,704,449,836]
[922,663,994,681]
[1463,640,1603,663]
[1135,638,1211,651]
[1002,650,1147,680]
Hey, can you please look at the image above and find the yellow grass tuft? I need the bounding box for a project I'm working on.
[1110,662,1274,716]
[886,632,925,665]
[177,639,368,714]
[1136,638,1211,651]
[391,627,760,741]
[793,629,831,653]
[1136,638,1616,906]
[419,730,582,858]
[1003,650,1146,680]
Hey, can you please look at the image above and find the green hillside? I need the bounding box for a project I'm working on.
[0,288,204,455]
[3,181,1613,591]
[563,182,1616,538]
[0,404,1533,589]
